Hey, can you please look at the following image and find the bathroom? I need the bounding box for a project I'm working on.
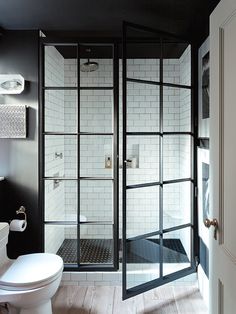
[43,39,192,284]
[0,0,219,313]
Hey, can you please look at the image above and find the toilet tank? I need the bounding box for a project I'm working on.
[0,223,9,263]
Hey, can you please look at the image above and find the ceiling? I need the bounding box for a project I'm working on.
[0,0,220,46]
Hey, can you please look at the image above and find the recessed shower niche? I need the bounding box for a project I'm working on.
[41,33,193,284]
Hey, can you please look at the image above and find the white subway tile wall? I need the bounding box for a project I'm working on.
[44,46,192,267]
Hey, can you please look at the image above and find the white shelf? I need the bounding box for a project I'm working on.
[0,177,4,181]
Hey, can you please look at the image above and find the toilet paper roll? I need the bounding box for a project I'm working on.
[9,219,27,232]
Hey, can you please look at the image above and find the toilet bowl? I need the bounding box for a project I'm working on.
[0,223,63,314]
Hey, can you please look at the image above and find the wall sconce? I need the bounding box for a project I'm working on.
[0,74,24,94]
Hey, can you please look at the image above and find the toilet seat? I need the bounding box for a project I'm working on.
[0,253,63,291]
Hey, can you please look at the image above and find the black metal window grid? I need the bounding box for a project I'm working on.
[122,21,197,299]
[40,41,119,271]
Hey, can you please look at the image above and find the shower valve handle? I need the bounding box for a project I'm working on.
[124,159,132,163]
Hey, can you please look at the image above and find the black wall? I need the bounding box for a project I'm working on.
[0,30,41,258]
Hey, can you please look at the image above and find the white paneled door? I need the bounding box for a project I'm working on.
[210,0,236,313]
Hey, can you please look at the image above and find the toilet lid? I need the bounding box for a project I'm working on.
[0,253,63,290]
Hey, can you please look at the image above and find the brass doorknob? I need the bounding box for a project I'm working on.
[204,218,218,240]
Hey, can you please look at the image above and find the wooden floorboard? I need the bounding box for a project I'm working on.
[52,285,208,314]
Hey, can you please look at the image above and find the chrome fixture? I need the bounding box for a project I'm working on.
[0,75,24,94]
[55,152,63,159]
[80,48,99,72]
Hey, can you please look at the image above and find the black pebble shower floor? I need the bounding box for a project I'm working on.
[57,238,189,264]
[57,239,113,264]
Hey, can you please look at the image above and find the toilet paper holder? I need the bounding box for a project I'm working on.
[16,206,27,222]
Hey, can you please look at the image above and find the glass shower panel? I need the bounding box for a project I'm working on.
[44,179,77,222]
[80,180,113,223]
[80,89,113,133]
[127,82,160,132]
[43,41,117,271]
[126,186,159,238]
[44,45,77,87]
[126,135,160,185]
[80,135,113,178]
[45,224,78,265]
[125,26,161,83]
[163,135,191,181]
[163,43,191,86]
[122,23,194,299]
[163,86,191,132]
[126,43,160,82]
[163,181,192,230]
[44,90,78,133]
[80,224,114,264]
[126,235,160,289]
[163,227,192,276]
[44,135,77,178]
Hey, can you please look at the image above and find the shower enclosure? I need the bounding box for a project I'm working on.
[41,42,119,270]
[40,22,196,299]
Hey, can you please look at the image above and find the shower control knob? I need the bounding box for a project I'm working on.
[124,159,132,163]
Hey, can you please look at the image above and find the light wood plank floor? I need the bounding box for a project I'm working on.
[52,285,208,314]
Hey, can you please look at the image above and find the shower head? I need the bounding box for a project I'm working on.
[80,59,99,72]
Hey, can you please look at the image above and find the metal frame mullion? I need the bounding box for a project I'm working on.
[126,77,192,90]
[126,181,160,189]
[44,221,113,225]
[163,177,193,185]
[124,21,188,42]
[127,132,161,136]
[126,222,193,243]
[43,132,78,136]
[126,177,193,190]
[122,21,128,299]
[40,42,45,252]
[191,44,198,268]
[79,177,114,180]
[113,42,119,270]
[44,86,114,90]
[77,43,81,266]
[43,86,77,90]
[159,37,164,279]
[163,132,193,136]
[80,133,114,136]
[80,86,114,90]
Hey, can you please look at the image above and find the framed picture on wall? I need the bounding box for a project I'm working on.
[198,37,210,138]
[197,146,209,245]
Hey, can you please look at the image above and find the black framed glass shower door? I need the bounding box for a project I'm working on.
[41,41,119,270]
[122,21,196,299]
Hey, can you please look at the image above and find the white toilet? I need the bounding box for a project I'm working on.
[0,222,63,314]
